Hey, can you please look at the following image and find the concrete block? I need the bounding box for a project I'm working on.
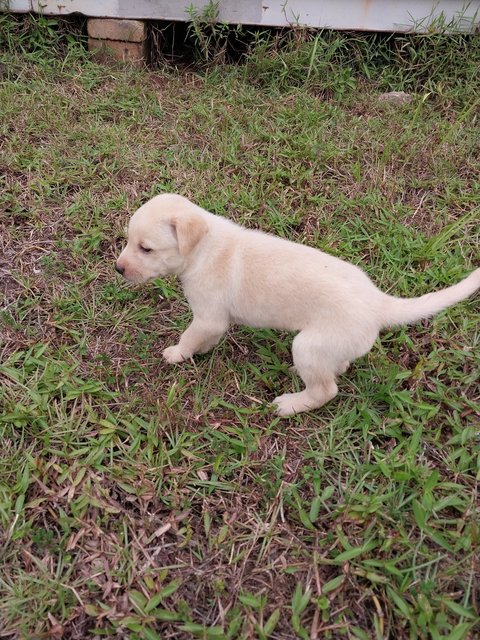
[88,38,145,66]
[87,18,146,43]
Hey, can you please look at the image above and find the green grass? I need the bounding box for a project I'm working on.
[1,14,479,640]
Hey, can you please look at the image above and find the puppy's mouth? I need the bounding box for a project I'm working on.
[122,274,150,284]
[117,270,164,285]
[115,266,144,284]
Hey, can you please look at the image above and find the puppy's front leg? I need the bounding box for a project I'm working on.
[163,316,228,364]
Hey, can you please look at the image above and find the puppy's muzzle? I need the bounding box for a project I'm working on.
[115,262,125,276]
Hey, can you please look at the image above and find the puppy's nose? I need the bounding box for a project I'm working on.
[115,262,125,275]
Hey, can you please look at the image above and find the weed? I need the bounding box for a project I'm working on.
[243,27,480,100]
[0,12,87,63]
[185,0,238,65]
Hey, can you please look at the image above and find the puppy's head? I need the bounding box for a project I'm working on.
[115,194,208,283]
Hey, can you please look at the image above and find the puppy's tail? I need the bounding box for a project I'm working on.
[380,267,480,328]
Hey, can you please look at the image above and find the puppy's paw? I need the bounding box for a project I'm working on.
[273,391,313,417]
[273,393,298,417]
[163,345,187,364]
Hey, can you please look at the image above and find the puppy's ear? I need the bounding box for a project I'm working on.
[170,213,208,256]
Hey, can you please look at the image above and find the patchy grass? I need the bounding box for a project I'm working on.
[1,16,479,640]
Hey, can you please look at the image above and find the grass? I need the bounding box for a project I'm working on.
[1,13,479,640]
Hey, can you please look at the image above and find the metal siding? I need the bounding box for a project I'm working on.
[5,0,480,32]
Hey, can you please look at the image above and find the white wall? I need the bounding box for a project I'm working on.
[4,0,480,32]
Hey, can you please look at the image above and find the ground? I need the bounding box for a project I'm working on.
[0,21,479,640]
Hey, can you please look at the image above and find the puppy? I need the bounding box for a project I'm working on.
[116,194,480,416]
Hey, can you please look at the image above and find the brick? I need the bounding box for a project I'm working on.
[88,38,146,66]
[87,18,146,43]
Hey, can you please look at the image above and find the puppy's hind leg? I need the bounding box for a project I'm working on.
[274,330,342,417]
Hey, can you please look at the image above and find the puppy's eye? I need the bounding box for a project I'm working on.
[140,245,153,253]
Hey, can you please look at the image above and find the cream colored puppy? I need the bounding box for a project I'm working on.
[116,194,480,416]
